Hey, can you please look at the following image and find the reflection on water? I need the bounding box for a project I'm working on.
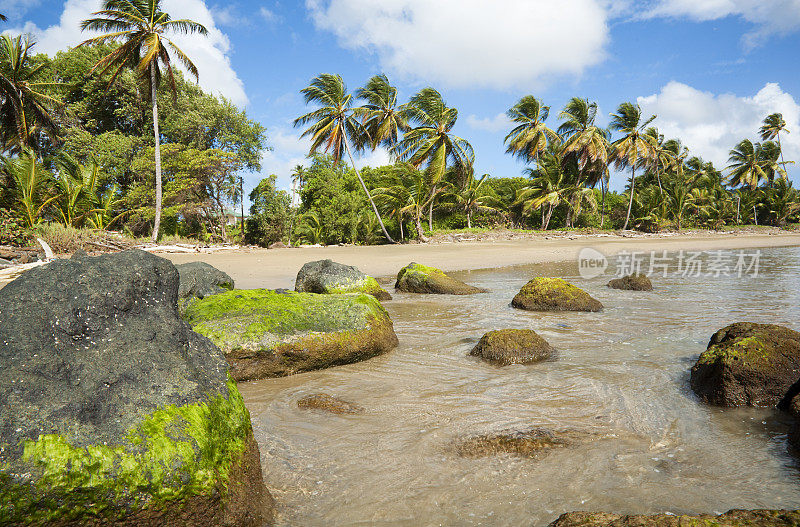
[238,247,800,527]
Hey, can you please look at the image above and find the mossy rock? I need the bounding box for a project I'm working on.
[184,289,399,381]
[512,277,603,312]
[297,393,365,414]
[452,428,596,459]
[607,273,652,291]
[690,322,800,407]
[469,329,553,366]
[295,259,391,300]
[0,250,272,526]
[548,509,800,526]
[395,262,486,295]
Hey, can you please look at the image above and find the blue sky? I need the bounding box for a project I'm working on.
[5,0,800,196]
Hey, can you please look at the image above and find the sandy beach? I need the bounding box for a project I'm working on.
[162,231,800,290]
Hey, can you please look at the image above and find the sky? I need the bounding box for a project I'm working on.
[4,0,800,197]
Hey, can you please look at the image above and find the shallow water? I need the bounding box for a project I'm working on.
[239,246,800,527]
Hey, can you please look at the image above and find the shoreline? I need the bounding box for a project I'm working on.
[162,231,800,290]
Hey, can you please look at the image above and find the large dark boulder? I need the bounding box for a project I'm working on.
[184,289,399,381]
[607,273,652,291]
[548,510,800,526]
[0,250,272,526]
[469,329,553,366]
[690,322,800,407]
[512,277,603,312]
[395,262,486,295]
[295,259,391,300]
[175,261,234,303]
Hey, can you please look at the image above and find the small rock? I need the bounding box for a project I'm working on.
[469,329,552,366]
[297,393,365,414]
[607,273,653,291]
[395,262,486,295]
[175,261,234,304]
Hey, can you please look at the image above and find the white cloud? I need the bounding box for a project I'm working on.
[259,7,279,23]
[637,82,800,171]
[6,0,248,106]
[466,113,512,133]
[0,0,42,20]
[644,0,800,47]
[306,0,610,89]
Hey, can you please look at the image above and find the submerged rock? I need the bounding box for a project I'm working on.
[176,261,234,302]
[452,428,595,459]
[295,259,391,300]
[690,322,800,407]
[297,393,365,414]
[548,509,800,526]
[0,250,272,526]
[512,277,603,312]
[607,273,652,291]
[395,262,486,295]
[184,289,399,381]
[469,329,553,366]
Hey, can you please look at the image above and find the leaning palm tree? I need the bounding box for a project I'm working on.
[760,113,790,174]
[504,95,559,169]
[558,97,609,174]
[355,74,408,151]
[80,0,208,242]
[0,35,61,154]
[395,87,474,231]
[727,139,767,189]
[609,102,656,230]
[758,140,790,186]
[294,73,394,242]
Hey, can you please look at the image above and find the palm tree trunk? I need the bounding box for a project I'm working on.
[543,203,554,230]
[343,141,395,243]
[415,210,429,242]
[428,185,436,231]
[600,177,607,228]
[467,210,472,229]
[623,166,636,230]
[399,216,404,240]
[150,64,162,243]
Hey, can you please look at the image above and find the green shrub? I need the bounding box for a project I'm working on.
[0,209,33,247]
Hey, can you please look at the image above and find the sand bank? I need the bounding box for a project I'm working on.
[163,231,800,290]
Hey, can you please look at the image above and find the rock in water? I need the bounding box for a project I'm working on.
[0,250,272,526]
[297,393,365,414]
[295,259,391,300]
[184,289,399,381]
[176,261,234,302]
[548,510,800,526]
[512,277,603,312]
[470,329,552,366]
[452,428,596,459]
[690,322,800,407]
[395,262,486,295]
[607,273,653,291]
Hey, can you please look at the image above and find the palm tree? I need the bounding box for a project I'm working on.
[294,73,394,242]
[760,113,790,174]
[515,148,585,230]
[4,150,59,228]
[395,87,474,231]
[0,35,61,154]
[355,74,408,150]
[504,95,559,169]
[80,0,208,242]
[373,165,437,241]
[644,127,675,195]
[448,170,499,228]
[727,139,766,189]
[609,102,656,230]
[759,141,790,185]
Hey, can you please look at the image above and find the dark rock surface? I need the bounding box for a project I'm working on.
[607,273,653,291]
[175,261,234,303]
[690,322,800,407]
[0,250,272,526]
[469,329,553,366]
[395,262,486,295]
[512,277,603,312]
[295,259,391,300]
[548,509,800,526]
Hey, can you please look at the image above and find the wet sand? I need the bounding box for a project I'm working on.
[163,232,800,289]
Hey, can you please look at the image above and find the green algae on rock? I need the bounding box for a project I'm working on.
[184,289,399,380]
[395,262,486,295]
[607,273,653,291]
[0,250,272,526]
[295,259,391,300]
[469,329,553,366]
[690,322,800,407]
[548,509,800,526]
[512,277,603,312]
[297,393,365,414]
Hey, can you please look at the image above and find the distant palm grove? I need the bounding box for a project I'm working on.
[0,1,798,250]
